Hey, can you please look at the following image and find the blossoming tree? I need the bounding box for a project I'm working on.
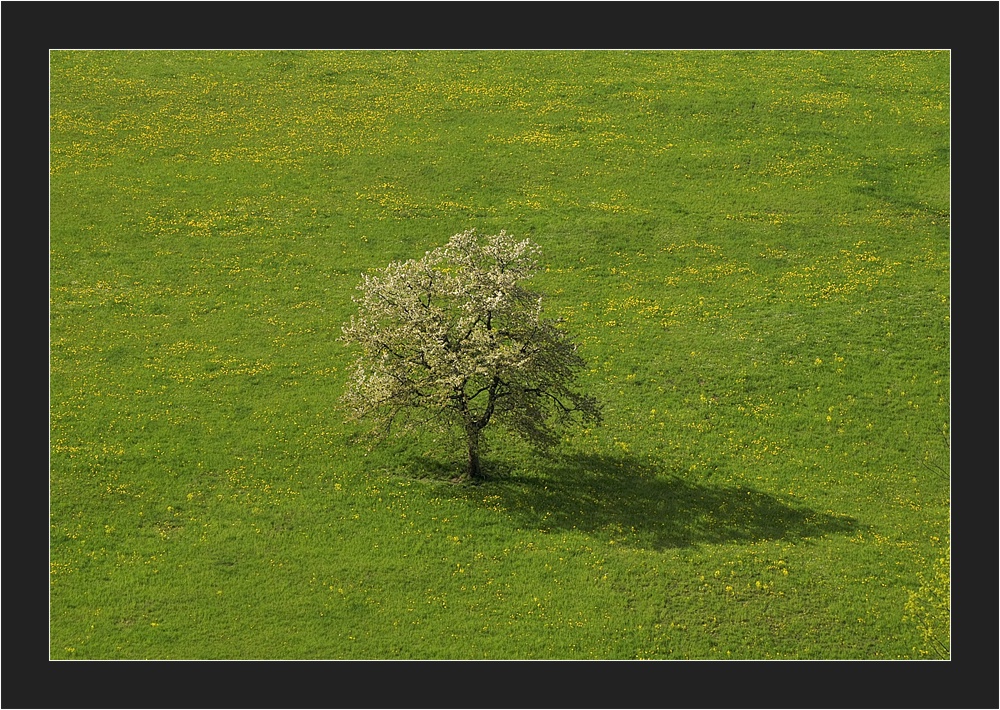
[341,229,601,480]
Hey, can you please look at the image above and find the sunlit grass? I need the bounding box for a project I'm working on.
[50,49,949,659]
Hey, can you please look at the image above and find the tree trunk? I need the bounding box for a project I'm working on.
[465,426,482,480]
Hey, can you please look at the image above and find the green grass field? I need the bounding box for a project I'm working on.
[50,50,950,659]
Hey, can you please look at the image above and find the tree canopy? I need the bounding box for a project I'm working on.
[341,229,601,480]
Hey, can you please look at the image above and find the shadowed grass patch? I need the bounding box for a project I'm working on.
[424,453,860,550]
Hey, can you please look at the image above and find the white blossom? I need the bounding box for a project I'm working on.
[341,229,601,479]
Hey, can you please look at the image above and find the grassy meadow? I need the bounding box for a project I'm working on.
[49,50,950,659]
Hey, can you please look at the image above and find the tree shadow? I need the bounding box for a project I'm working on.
[419,452,860,551]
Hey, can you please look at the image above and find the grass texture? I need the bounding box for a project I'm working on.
[50,50,950,659]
